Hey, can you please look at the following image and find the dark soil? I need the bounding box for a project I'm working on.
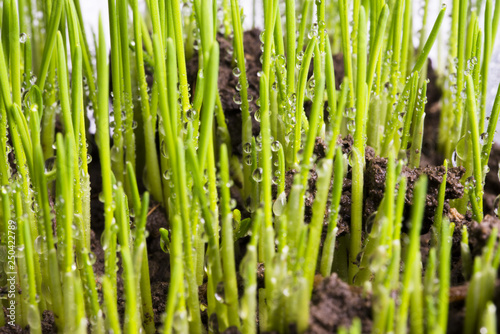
[88,145,171,330]
[0,310,55,334]
[363,155,465,234]
[186,29,263,156]
[307,274,372,333]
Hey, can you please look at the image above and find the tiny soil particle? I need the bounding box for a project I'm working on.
[307,274,372,333]
[467,214,500,257]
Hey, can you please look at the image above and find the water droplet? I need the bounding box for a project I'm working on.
[347,120,356,133]
[259,30,266,42]
[483,164,490,175]
[343,107,356,118]
[87,251,96,265]
[243,142,252,154]
[451,150,458,167]
[272,81,278,91]
[308,28,318,39]
[254,110,261,122]
[34,236,45,255]
[233,94,242,105]
[16,244,25,258]
[273,192,287,216]
[186,108,198,121]
[111,146,121,162]
[244,155,252,165]
[480,132,489,146]
[494,195,500,216]
[215,282,225,303]
[252,168,263,182]
[306,76,316,99]
[45,157,56,173]
[19,33,27,43]
[161,140,168,158]
[31,200,39,213]
[271,141,280,152]
[232,67,242,77]
[398,112,405,123]
[230,199,237,210]
[455,135,469,161]
[27,304,41,331]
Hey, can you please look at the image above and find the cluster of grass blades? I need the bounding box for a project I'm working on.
[1,0,500,333]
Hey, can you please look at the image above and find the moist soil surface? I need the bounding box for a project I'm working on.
[4,30,500,334]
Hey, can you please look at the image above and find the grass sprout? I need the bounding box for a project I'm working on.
[1,0,500,333]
